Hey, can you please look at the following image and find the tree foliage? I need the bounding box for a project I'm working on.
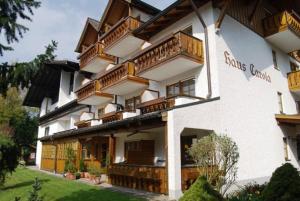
[262,163,300,201]
[180,176,224,201]
[188,133,239,195]
[0,0,41,55]
[0,41,57,95]
[0,134,19,185]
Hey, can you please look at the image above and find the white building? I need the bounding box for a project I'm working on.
[23,0,300,200]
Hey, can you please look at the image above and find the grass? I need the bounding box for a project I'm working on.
[0,167,145,201]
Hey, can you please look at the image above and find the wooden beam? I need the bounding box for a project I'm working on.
[176,5,192,11]
[248,0,263,24]
[108,135,116,165]
[215,0,232,31]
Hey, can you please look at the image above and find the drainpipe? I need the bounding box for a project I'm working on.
[190,0,212,99]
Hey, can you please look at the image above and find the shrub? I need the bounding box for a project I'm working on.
[179,176,224,201]
[64,147,76,173]
[79,159,86,172]
[227,183,266,201]
[262,163,300,201]
[15,177,43,201]
[188,133,239,195]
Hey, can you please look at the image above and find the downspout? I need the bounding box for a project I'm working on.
[190,0,212,99]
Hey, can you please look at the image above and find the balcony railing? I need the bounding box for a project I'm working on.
[79,42,116,70]
[288,71,300,92]
[74,120,91,128]
[134,31,204,75]
[77,80,101,102]
[108,164,167,193]
[137,97,175,115]
[102,17,142,48]
[263,11,300,37]
[100,111,123,123]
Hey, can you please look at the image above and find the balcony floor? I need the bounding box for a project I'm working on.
[105,34,144,58]
[266,29,300,53]
[82,57,112,73]
[78,93,113,106]
[102,76,148,96]
[138,55,202,81]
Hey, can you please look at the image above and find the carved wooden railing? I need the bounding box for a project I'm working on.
[79,42,116,69]
[74,120,92,128]
[137,97,175,115]
[263,11,300,37]
[288,70,300,91]
[135,31,204,75]
[76,80,100,102]
[108,164,167,193]
[102,17,142,48]
[99,62,135,89]
[100,111,123,123]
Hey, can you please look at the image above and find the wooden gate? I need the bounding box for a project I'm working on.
[41,144,56,171]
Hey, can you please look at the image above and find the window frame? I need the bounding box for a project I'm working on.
[166,78,196,98]
[44,127,50,136]
[283,137,290,161]
[277,92,284,114]
[272,50,279,70]
[125,96,141,111]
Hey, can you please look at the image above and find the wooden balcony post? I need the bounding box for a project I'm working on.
[109,135,116,165]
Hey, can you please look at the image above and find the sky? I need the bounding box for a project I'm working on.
[1,0,175,63]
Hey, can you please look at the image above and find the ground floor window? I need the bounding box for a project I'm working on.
[181,135,197,165]
[297,137,300,161]
[82,143,91,159]
[124,140,154,165]
[283,137,289,161]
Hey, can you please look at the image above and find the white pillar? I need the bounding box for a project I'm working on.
[36,126,44,168]
[167,111,182,200]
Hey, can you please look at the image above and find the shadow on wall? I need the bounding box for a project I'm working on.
[55,189,143,201]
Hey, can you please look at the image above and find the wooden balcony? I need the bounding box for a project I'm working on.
[263,11,300,53]
[134,31,204,81]
[108,164,167,194]
[76,80,113,106]
[74,120,91,128]
[79,42,116,73]
[99,61,148,96]
[137,97,175,115]
[100,111,123,123]
[101,17,144,57]
[288,71,300,93]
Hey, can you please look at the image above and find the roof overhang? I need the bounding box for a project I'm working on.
[75,18,100,53]
[39,112,164,142]
[275,114,300,125]
[23,60,79,108]
[98,0,160,34]
[134,0,209,40]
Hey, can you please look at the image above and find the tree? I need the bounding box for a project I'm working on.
[188,133,239,195]
[180,176,224,201]
[262,163,300,201]
[0,41,57,96]
[0,0,41,55]
[0,134,19,185]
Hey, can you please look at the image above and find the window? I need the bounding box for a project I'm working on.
[182,25,193,36]
[125,96,141,111]
[181,135,197,165]
[101,143,108,167]
[94,143,99,159]
[297,137,300,161]
[277,92,283,114]
[290,62,300,72]
[272,50,279,70]
[167,78,196,97]
[45,127,50,136]
[283,137,289,161]
[82,143,91,159]
[124,140,154,165]
[98,108,104,118]
[69,72,74,94]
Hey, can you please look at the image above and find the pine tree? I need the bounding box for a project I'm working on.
[27,178,43,201]
[0,0,41,55]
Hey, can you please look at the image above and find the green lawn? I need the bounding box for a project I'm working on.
[0,168,145,201]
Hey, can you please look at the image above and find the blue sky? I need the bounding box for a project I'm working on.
[1,0,175,63]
